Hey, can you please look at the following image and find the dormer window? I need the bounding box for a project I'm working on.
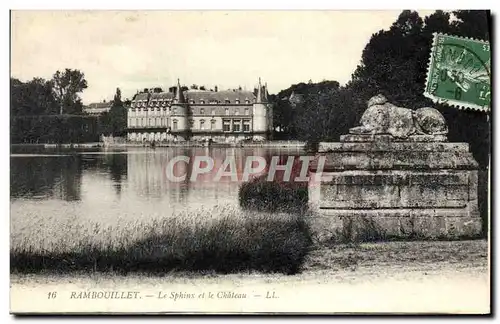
[245,98,250,104]
[189,99,195,104]
[200,99,205,104]
[225,99,230,104]
[161,101,166,107]
[235,99,240,104]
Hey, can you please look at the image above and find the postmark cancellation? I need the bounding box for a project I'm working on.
[424,33,491,113]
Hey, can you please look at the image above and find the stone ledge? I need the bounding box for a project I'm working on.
[339,134,448,142]
[319,142,470,153]
[310,213,482,241]
[310,151,479,171]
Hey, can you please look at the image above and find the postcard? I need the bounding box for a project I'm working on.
[9,9,491,315]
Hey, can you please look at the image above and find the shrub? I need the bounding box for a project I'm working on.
[10,206,313,275]
[238,174,309,213]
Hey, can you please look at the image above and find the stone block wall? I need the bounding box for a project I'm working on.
[309,135,482,241]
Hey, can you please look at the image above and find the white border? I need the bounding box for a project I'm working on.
[3,2,498,323]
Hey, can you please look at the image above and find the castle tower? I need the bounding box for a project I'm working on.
[170,79,189,140]
[264,82,273,136]
[252,77,268,139]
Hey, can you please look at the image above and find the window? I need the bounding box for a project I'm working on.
[189,99,195,104]
[200,119,205,130]
[225,108,229,116]
[243,120,250,132]
[173,120,178,131]
[149,118,153,126]
[235,99,240,104]
[156,117,160,126]
[235,109,239,116]
[225,99,230,104]
[233,119,241,132]
[200,99,205,104]
[211,119,216,130]
[200,108,205,115]
[245,98,250,104]
[223,119,231,132]
[245,108,249,115]
[212,109,215,116]
[142,118,146,127]
[173,107,177,115]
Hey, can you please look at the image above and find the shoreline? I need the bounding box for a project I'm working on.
[10,141,306,149]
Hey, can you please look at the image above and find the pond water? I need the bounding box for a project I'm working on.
[10,147,305,236]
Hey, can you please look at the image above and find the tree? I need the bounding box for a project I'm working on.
[52,68,88,115]
[107,88,127,136]
[10,77,58,116]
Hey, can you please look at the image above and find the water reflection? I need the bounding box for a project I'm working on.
[11,155,83,201]
[10,147,304,221]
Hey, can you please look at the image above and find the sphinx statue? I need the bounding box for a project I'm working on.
[349,94,448,139]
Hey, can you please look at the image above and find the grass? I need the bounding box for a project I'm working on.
[10,206,313,275]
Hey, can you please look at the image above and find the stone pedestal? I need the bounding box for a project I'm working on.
[309,135,481,241]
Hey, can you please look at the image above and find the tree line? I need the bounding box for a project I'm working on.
[10,69,127,143]
[271,10,490,169]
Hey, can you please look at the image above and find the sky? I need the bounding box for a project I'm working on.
[11,10,435,104]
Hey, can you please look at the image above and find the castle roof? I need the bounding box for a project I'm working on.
[174,79,185,103]
[86,102,111,109]
[133,90,256,103]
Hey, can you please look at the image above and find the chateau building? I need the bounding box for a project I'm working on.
[83,101,112,115]
[127,79,273,142]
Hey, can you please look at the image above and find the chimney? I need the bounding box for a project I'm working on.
[214,85,218,92]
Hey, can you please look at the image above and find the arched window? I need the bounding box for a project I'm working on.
[172,119,178,131]
[211,119,216,130]
[200,108,205,115]
[200,119,205,130]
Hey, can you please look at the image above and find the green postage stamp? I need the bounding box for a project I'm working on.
[424,33,491,112]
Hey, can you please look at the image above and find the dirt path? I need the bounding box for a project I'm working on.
[10,240,490,314]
